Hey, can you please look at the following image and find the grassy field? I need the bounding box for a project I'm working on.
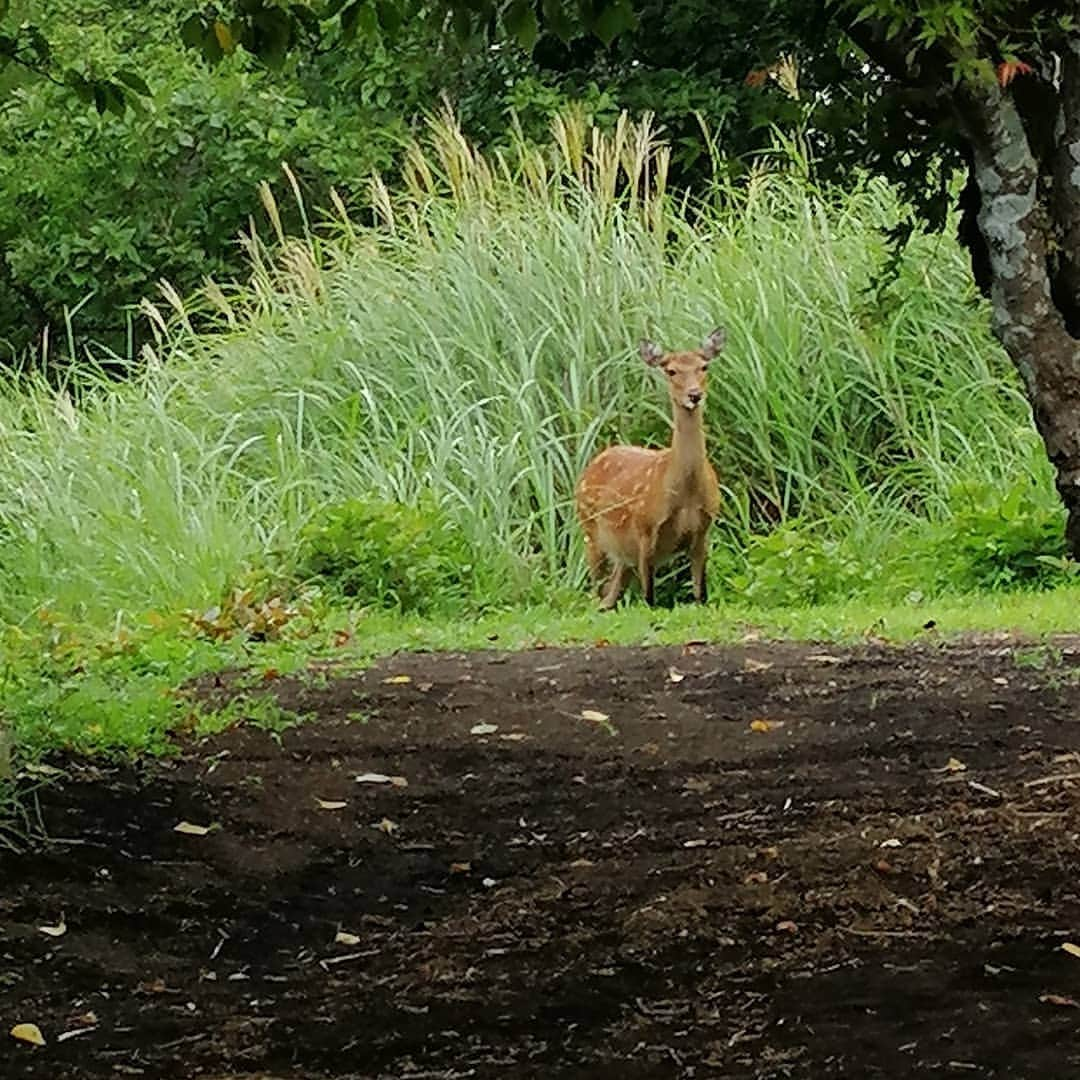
[0,112,1074,764]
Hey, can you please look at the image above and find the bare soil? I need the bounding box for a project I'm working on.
[5,637,1080,1078]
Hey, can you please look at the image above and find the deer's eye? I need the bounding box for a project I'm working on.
[664,367,675,377]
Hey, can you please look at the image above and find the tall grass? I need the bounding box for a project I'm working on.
[0,111,1055,625]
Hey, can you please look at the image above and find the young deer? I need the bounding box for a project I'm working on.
[576,326,724,609]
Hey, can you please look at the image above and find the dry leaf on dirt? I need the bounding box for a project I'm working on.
[376,817,398,835]
[683,838,708,848]
[569,858,595,868]
[335,931,361,946]
[944,757,967,773]
[581,709,610,723]
[383,674,412,685]
[10,1023,45,1046]
[1040,993,1080,1008]
[775,920,799,933]
[1061,942,1080,959]
[315,799,348,811]
[750,719,775,733]
[668,667,686,684]
[880,838,902,849]
[37,916,66,938]
[744,658,773,673]
[449,861,472,874]
[173,821,212,836]
[355,773,408,787]
[470,723,498,736]
[500,732,528,742]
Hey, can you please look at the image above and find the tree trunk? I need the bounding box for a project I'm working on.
[952,63,1080,555]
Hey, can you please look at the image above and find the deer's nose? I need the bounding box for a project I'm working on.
[687,389,703,404]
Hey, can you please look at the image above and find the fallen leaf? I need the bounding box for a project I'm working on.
[355,772,408,787]
[173,821,212,836]
[10,1023,45,1046]
[683,838,708,848]
[992,676,1009,686]
[1061,942,1080,959]
[569,858,595,868]
[808,654,843,665]
[315,798,348,811]
[581,709,610,724]
[74,1012,97,1027]
[744,871,768,885]
[335,930,361,946]
[375,817,398,835]
[750,719,773,733]
[1040,993,1079,1008]
[945,757,967,773]
[500,732,528,742]
[38,917,66,938]
[470,723,498,736]
[138,978,167,994]
[880,838,902,849]
[775,920,798,934]
[449,861,472,874]
[668,667,686,684]
[743,658,773,673]
[684,777,711,794]
[418,682,433,692]
[482,877,497,888]
[383,674,412,685]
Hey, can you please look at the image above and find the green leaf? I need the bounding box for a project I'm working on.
[590,0,636,46]
[180,14,205,49]
[541,0,576,41]
[339,0,364,41]
[375,0,403,35]
[452,5,473,41]
[253,7,294,66]
[504,0,538,50]
[114,70,150,97]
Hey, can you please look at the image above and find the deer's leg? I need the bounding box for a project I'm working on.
[637,548,656,607]
[690,531,709,605]
[599,564,630,610]
[583,531,606,593]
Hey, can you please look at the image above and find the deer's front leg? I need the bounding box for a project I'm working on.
[637,535,657,607]
[690,531,709,604]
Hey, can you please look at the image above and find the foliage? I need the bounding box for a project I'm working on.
[0,0,445,357]
[0,114,1052,630]
[297,497,473,613]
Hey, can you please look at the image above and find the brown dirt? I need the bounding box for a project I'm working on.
[5,637,1080,1078]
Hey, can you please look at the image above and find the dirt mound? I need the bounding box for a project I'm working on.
[5,638,1080,1077]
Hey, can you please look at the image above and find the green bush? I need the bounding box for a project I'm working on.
[928,479,1068,592]
[296,497,473,614]
[0,1,444,357]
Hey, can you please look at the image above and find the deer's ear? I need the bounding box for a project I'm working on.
[640,340,664,366]
[702,326,727,361]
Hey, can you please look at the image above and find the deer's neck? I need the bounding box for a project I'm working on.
[667,405,707,489]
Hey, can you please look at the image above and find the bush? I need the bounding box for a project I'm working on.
[0,1,444,358]
[296,497,473,614]
[928,479,1068,592]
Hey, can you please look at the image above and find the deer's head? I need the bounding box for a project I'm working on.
[641,327,726,413]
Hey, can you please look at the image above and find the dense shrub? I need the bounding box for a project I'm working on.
[296,497,473,614]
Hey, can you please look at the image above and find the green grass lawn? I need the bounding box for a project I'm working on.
[4,585,1078,763]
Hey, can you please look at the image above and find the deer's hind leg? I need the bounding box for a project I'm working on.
[599,564,631,610]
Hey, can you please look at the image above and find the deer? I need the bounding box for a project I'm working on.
[575,326,725,610]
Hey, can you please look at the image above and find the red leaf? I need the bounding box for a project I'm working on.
[997,60,1033,88]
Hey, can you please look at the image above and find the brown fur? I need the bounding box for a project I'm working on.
[575,328,724,608]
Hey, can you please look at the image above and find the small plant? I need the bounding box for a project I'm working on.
[726,524,881,608]
[930,479,1067,592]
[296,496,472,614]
